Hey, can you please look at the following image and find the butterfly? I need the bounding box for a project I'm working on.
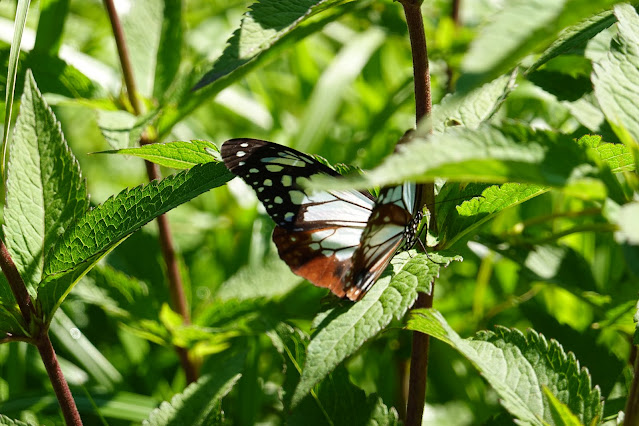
[221,138,424,301]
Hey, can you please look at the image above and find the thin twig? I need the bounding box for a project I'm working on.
[102,0,144,116]
[399,1,436,425]
[103,0,198,383]
[36,332,83,425]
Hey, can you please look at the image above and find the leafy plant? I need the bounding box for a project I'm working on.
[0,0,638,425]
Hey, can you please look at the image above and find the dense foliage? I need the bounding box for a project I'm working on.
[0,0,638,425]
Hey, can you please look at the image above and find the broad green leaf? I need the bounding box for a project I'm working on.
[432,73,516,133]
[294,28,385,153]
[593,4,639,147]
[543,387,584,426]
[2,0,31,175]
[407,309,603,425]
[614,202,639,246]
[195,0,354,89]
[578,134,635,172]
[437,183,548,249]
[310,124,604,196]
[289,365,399,426]
[99,140,218,169]
[215,255,302,301]
[38,162,233,324]
[50,310,123,390]
[458,0,622,92]
[121,0,163,97]
[153,0,183,100]
[528,10,616,73]
[291,251,453,407]
[4,71,87,295]
[33,0,69,55]
[142,352,244,426]
[265,322,308,408]
[97,109,159,150]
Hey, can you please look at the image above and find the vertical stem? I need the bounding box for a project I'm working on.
[36,333,83,425]
[103,0,198,383]
[102,0,143,116]
[399,2,436,425]
[625,346,639,425]
[0,239,34,325]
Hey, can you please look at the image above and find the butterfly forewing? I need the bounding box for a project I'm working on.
[222,139,376,298]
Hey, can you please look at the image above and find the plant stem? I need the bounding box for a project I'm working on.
[103,0,143,116]
[0,239,82,424]
[625,347,639,425]
[103,0,198,383]
[400,2,436,425]
[0,239,34,325]
[36,332,83,425]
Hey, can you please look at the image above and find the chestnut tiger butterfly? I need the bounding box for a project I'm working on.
[221,138,424,301]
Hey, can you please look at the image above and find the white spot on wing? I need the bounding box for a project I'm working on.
[236,151,246,157]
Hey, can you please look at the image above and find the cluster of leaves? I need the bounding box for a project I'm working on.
[0,0,638,425]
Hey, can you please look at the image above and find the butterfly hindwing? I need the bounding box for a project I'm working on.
[345,182,422,300]
[222,138,377,298]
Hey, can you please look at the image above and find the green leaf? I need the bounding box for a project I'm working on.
[38,162,233,324]
[432,73,516,133]
[153,0,183,100]
[195,0,353,89]
[289,365,400,426]
[578,134,635,172]
[215,255,302,301]
[142,352,244,426]
[543,387,584,426]
[50,310,123,390]
[592,4,639,146]
[310,124,604,196]
[458,0,623,91]
[294,28,385,153]
[0,415,29,426]
[0,274,27,341]
[437,183,549,249]
[291,251,453,407]
[528,10,616,72]
[99,140,219,169]
[614,202,639,246]
[2,0,31,175]
[33,0,69,55]
[121,0,163,97]
[407,309,603,425]
[3,70,88,295]
[97,109,159,150]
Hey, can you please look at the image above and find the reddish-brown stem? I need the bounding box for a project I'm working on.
[36,333,83,425]
[103,1,198,383]
[0,239,82,423]
[625,346,639,425]
[0,239,34,325]
[399,2,436,425]
[102,0,144,116]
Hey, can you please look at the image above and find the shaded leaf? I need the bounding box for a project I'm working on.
[195,0,353,89]
[142,351,244,426]
[33,0,69,55]
[543,386,584,426]
[154,0,183,100]
[97,109,159,150]
[407,309,603,425]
